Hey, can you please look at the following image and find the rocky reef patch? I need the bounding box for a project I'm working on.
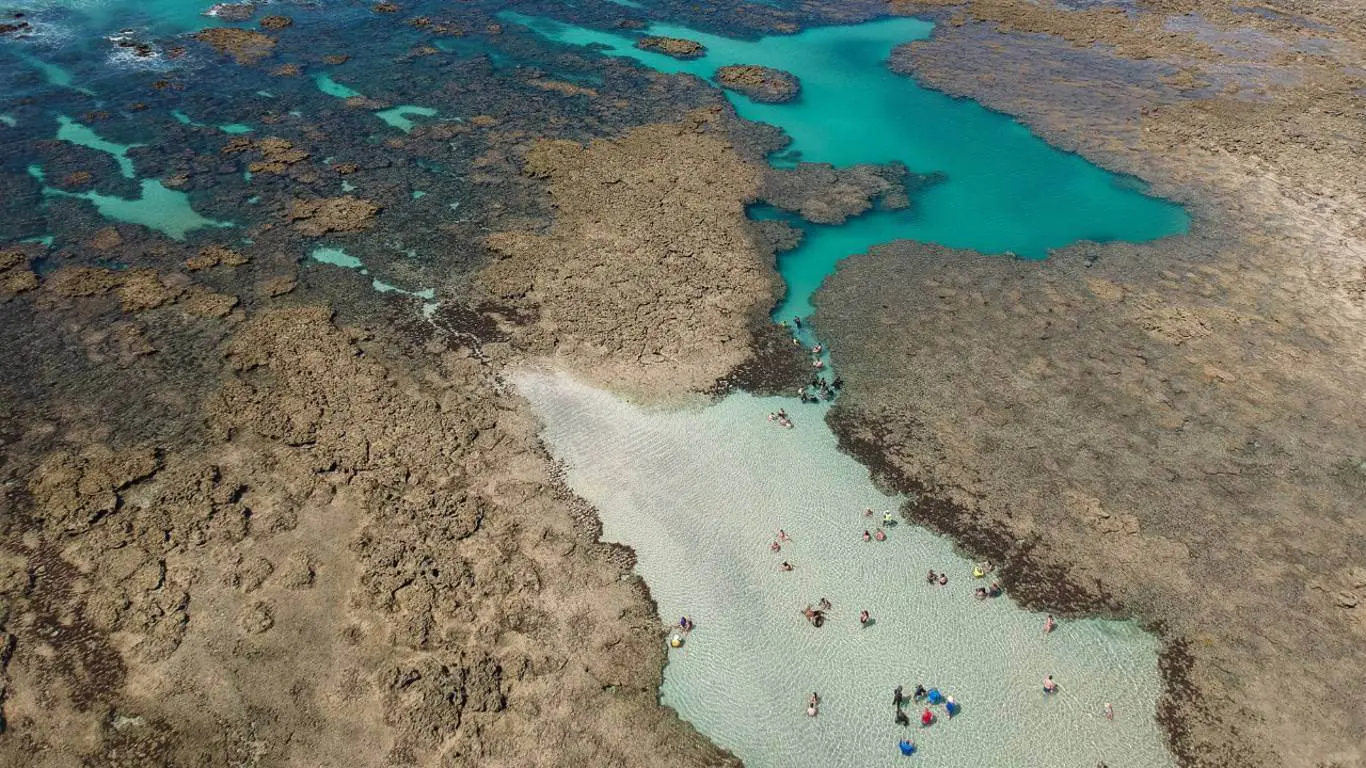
[714,64,801,103]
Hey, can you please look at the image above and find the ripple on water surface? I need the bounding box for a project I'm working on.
[518,372,1175,768]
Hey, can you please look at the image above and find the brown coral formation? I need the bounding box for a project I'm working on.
[0,250,37,297]
[635,36,707,59]
[258,14,292,30]
[192,27,276,65]
[714,65,801,103]
[286,196,381,236]
[480,113,780,397]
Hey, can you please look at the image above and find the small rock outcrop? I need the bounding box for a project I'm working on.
[634,36,706,59]
[714,65,800,103]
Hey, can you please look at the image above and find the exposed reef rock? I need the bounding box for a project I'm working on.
[0,249,37,296]
[258,15,292,30]
[0,293,739,766]
[714,65,801,103]
[761,162,912,225]
[815,239,1366,768]
[192,27,276,65]
[286,196,381,236]
[634,36,707,59]
[480,111,781,398]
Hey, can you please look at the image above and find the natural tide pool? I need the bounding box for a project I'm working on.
[518,371,1174,768]
[507,13,1189,322]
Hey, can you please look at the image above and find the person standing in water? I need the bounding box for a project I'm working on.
[1044,614,1056,634]
[859,609,871,626]
[1043,675,1058,693]
[807,692,819,717]
[1104,702,1114,720]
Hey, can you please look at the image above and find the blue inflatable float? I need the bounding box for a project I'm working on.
[898,739,916,756]
[926,689,944,705]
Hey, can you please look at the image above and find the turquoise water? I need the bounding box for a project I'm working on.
[374,105,439,132]
[56,115,141,178]
[520,372,1174,768]
[315,73,364,99]
[508,14,1189,321]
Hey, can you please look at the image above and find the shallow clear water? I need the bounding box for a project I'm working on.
[519,372,1174,768]
[507,14,1189,320]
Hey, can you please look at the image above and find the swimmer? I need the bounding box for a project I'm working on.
[974,587,988,600]
[893,685,905,708]
[794,317,803,329]
[937,573,948,586]
[859,610,870,626]
[807,691,819,717]
[818,597,832,611]
[1043,675,1058,693]
[913,684,927,701]
[771,541,781,554]
[895,709,910,727]
[883,511,894,525]
[921,708,934,727]
[864,507,874,517]
[863,530,872,542]
[813,359,825,369]
[767,412,777,421]
[1104,702,1114,721]
[926,570,937,584]
[988,581,1003,598]
[779,561,794,572]
[777,529,791,542]
[678,616,693,631]
[1044,614,1056,634]
[945,696,958,717]
[813,344,823,354]
[874,529,887,541]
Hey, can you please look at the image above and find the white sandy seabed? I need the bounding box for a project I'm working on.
[515,371,1176,768]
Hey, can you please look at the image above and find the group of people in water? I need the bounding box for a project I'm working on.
[742,497,1119,756]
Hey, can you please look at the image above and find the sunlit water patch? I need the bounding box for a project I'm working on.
[519,371,1174,768]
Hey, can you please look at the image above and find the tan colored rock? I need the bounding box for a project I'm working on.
[480,114,779,397]
[286,196,381,236]
[116,268,179,312]
[635,36,706,59]
[0,249,38,296]
[45,266,121,297]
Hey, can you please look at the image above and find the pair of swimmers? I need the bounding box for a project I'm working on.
[862,529,887,542]
[926,570,949,586]
[973,582,1004,600]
